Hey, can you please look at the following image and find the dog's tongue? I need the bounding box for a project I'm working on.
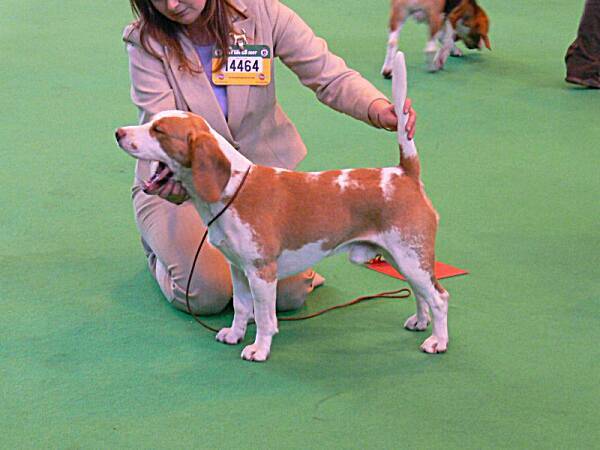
[143,162,172,193]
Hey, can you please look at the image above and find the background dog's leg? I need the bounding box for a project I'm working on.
[381,6,406,78]
[241,267,278,362]
[425,12,444,71]
[216,265,253,345]
[433,20,456,70]
[450,42,463,57]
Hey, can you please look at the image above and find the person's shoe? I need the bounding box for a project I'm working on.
[566,75,600,89]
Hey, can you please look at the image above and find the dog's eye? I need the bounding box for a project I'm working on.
[152,123,166,135]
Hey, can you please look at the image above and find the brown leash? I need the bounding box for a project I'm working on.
[185,165,412,333]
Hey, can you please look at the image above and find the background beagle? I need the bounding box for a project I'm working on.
[381,0,491,74]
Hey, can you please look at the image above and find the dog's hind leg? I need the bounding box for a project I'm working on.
[404,291,431,331]
[216,265,253,345]
[381,244,449,353]
[381,4,407,78]
[241,264,279,362]
[425,9,444,71]
[418,280,449,353]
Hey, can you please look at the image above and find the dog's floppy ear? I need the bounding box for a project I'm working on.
[481,34,491,50]
[189,132,231,203]
[167,139,192,167]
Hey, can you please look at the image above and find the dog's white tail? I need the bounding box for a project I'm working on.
[393,52,421,180]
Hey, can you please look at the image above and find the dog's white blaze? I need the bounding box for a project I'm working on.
[152,110,189,121]
[336,169,360,191]
[380,167,403,201]
[277,240,330,279]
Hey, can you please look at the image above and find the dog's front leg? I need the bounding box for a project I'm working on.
[241,264,278,362]
[216,265,253,345]
[433,20,456,70]
[425,12,444,71]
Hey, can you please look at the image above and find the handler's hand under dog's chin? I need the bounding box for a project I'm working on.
[368,98,416,139]
[143,163,190,205]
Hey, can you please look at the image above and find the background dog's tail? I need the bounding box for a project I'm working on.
[393,52,421,180]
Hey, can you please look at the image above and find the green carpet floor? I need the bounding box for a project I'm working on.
[1,0,598,448]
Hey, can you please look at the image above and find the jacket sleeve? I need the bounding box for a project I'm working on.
[122,24,177,124]
[265,0,387,125]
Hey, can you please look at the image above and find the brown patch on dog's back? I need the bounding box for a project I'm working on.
[231,168,439,269]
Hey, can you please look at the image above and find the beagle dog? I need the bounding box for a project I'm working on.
[381,0,491,75]
[116,53,449,362]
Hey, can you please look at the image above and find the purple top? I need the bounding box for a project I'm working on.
[194,45,228,118]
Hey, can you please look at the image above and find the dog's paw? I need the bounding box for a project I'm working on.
[404,314,430,331]
[420,335,448,354]
[216,327,245,345]
[241,343,270,362]
[450,46,463,57]
[432,49,449,71]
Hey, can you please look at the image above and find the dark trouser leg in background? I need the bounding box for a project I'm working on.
[565,0,600,88]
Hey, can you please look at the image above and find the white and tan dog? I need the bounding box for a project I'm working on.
[116,53,449,362]
[381,0,491,75]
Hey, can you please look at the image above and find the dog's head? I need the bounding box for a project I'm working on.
[115,111,231,203]
[449,0,491,50]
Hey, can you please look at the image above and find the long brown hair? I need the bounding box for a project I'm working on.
[129,0,241,72]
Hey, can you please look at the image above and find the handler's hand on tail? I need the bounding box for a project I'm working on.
[368,98,416,139]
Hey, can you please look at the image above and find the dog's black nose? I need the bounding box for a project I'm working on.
[115,128,126,141]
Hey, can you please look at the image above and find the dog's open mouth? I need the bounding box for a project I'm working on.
[143,162,173,193]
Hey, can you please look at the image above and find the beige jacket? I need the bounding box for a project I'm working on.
[123,0,387,182]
